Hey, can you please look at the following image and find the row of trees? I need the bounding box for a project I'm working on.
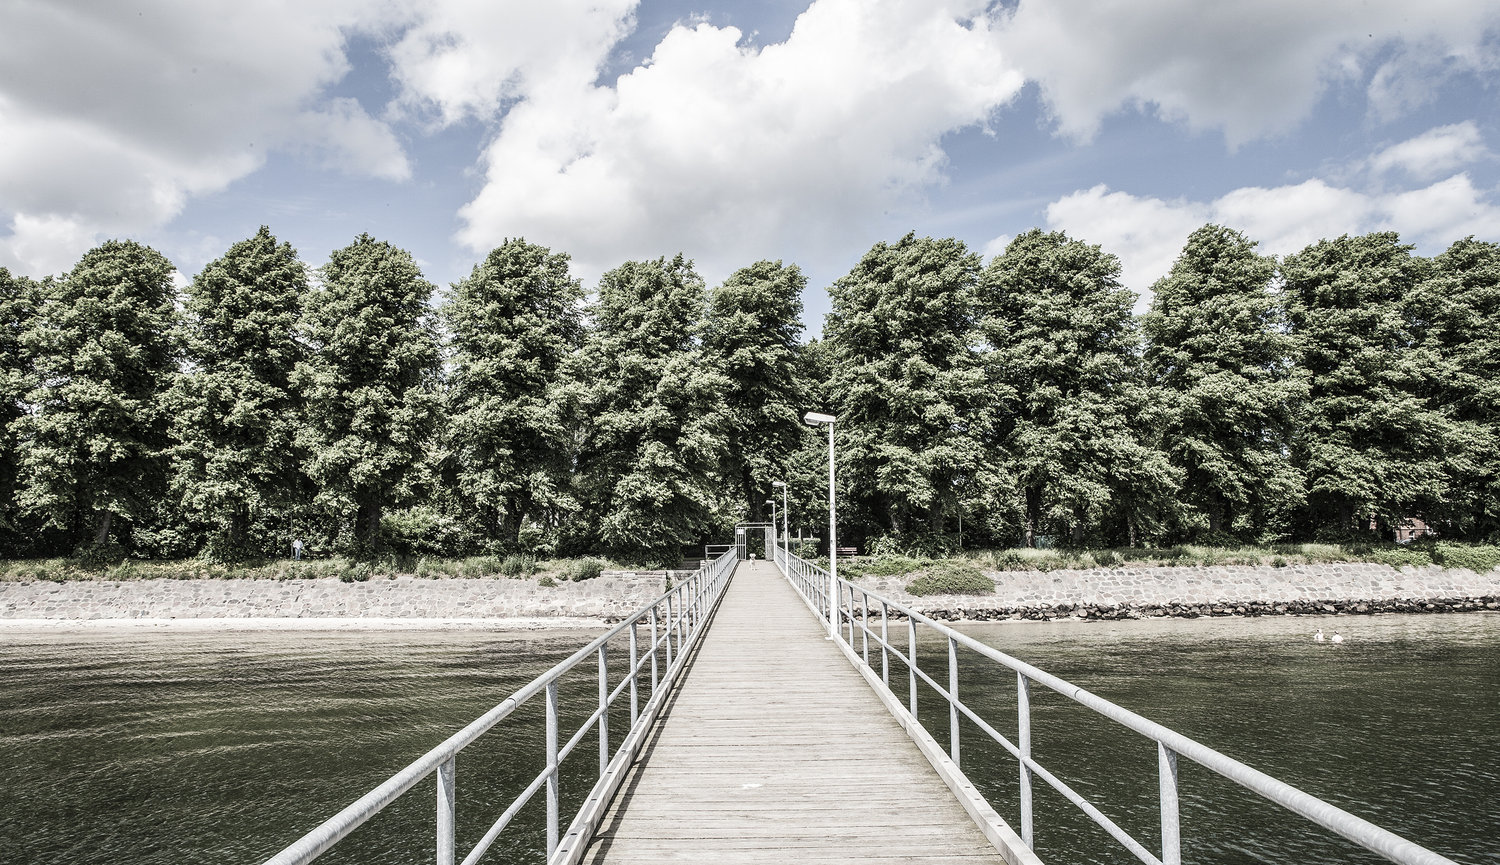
[0,224,1495,565]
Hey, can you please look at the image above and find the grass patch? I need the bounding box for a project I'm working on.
[904,560,996,596]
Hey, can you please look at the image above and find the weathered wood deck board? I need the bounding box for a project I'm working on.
[583,561,1008,865]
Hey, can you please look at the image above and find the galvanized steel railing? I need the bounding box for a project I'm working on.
[262,548,737,865]
[772,545,1462,865]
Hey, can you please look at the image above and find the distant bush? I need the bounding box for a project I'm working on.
[905,561,995,596]
[567,557,608,581]
[500,554,538,577]
[537,575,557,588]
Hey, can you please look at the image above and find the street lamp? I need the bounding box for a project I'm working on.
[771,480,788,562]
[803,411,837,634]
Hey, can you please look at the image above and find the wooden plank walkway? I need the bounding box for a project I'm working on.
[582,561,1009,864]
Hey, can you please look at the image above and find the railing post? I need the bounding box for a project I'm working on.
[948,635,960,767]
[880,601,889,687]
[908,616,918,717]
[629,619,639,726]
[664,593,674,669]
[650,606,660,692]
[845,584,854,645]
[598,644,609,778]
[860,591,870,667]
[436,756,455,865]
[546,680,559,857]
[1159,742,1181,865]
[1018,672,1033,848]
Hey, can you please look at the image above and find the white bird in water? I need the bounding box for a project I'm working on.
[1314,629,1325,642]
[1331,631,1344,643]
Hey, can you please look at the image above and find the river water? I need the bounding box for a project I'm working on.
[0,614,1494,865]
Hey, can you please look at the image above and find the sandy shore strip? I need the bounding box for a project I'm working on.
[0,616,613,632]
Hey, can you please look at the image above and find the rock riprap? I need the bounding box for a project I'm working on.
[0,573,673,622]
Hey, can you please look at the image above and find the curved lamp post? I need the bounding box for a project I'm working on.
[803,411,837,634]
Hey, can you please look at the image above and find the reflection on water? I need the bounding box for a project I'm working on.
[928,614,1500,865]
[2,614,1496,865]
[0,628,612,865]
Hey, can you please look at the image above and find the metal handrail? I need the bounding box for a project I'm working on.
[261,548,738,865]
[774,548,1463,865]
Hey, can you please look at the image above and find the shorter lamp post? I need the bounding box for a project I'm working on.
[803,411,837,634]
[765,498,777,564]
[771,480,788,561]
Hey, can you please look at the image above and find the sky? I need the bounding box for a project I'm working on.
[2,0,1499,331]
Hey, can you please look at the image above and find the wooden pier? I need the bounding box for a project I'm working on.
[582,561,1013,864]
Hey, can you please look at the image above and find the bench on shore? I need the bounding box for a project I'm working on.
[834,546,859,557]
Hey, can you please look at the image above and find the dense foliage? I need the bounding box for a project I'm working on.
[2,224,1498,565]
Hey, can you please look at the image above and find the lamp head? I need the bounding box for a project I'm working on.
[803,411,835,425]
[772,480,786,487]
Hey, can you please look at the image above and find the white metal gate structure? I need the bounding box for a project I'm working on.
[261,548,737,865]
[773,544,1463,865]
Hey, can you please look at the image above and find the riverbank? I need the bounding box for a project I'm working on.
[0,572,671,625]
[3,561,1498,625]
[856,561,1500,621]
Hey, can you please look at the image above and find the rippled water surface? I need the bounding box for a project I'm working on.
[924,614,1500,865]
[0,627,610,865]
[2,614,1496,865]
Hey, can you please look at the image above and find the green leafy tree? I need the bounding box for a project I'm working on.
[164,227,308,561]
[443,239,584,553]
[1411,237,1500,539]
[0,268,37,548]
[1283,232,1447,537]
[295,234,441,556]
[1143,225,1306,540]
[980,229,1177,547]
[824,233,995,550]
[702,260,807,524]
[13,241,178,552]
[572,255,728,565]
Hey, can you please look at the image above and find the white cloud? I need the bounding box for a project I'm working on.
[385,0,638,126]
[1039,173,1500,306]
[997,0,1500,145]
[0,0,407,276]
[1367,122,1489,181]
[455,0,1024,285]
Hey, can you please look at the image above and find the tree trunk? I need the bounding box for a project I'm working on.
[1024,485,1042,548]
[356,500,383,555]
[94,509,113,546]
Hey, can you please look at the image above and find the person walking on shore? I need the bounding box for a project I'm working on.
[292,538,304,561]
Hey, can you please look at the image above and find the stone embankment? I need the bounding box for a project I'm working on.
[0,572,675,625]
[5,562,1499,625]
[854,562,1500,622]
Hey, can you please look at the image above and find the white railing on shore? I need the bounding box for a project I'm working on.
[261,548,738,865]
[773,546,1462,865]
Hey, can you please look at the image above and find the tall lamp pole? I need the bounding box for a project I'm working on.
[771,480,788,561]
[803,412,837,634]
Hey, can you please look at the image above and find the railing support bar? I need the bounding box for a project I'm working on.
[545,680,559,857]
[1159,743,1181,865]
[908,616,918,717]
[1019,672,1033,849]
[598,645,609,779]
[948,635,960,767]
[629,621,639,727]
[436,757,455,865]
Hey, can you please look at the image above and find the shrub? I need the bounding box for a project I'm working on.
[905,561,995,596]
[537,575,557,588]
[568,557,608,582]
[846,555,931,578]
[1363,546,1433,568]
[500,554,538,577]
[1433,542,1500,573]
[339,562,372,583]
[867,531,955,558]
